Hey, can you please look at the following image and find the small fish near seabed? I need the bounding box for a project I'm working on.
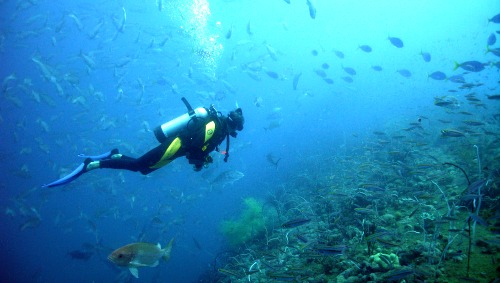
[68,249,94,261]
[441,129,466,137]
[448,75,465,84]
[486,94,500,100]
[434,96,460,109]
[108,239,174,278]
[282,218,311,228]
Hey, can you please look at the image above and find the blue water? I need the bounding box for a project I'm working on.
[0,0,498,282]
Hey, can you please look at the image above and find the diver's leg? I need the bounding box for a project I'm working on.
[43,139,183,188]
[136,138,186,175]
[97,136,184,174]
[78,149,119,160]
[97,142,172,174]
[136,143,173,174]
[43,149,120,188]
[98,154,144,172]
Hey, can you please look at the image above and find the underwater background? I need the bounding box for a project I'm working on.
[0,0,499,282]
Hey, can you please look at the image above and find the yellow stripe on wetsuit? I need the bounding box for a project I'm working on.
[202,121,215,151]
[150,121,215,169]
[149,137,182,169]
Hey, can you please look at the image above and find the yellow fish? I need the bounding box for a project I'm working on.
[108,239,174,278]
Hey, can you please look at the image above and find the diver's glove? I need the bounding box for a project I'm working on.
[203,155,213,169]
[188,157,203,171]
[205,155,213,163]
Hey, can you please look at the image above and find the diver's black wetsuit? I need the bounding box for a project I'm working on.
[42,105,243,188]
[99,141,180,174]
[99,114,229,174]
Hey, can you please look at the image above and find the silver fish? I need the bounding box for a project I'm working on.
[210,170,244,188]
[108,239,174,278]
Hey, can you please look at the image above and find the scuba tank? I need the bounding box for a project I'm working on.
[153,97,209,143]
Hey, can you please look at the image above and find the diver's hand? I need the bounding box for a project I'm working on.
[203,155,213,168]
[205,155,213,163]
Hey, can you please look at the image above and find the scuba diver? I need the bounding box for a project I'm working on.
[43,97,244,188]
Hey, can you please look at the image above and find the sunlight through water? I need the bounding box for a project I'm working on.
[179,0,223,77]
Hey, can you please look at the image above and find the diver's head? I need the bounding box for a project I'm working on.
[227,108,244,137]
